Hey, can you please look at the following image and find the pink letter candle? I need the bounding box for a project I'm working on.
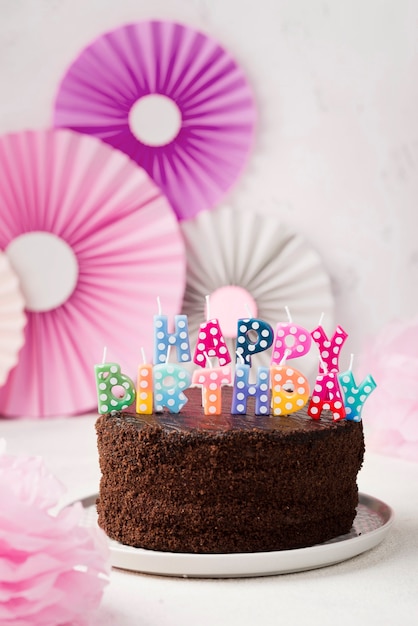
[192,366,232,415]
[153,363,192,413]
[231,365,270,415]
[95,362,136,414]
[154,314,191,365]
[270,323,312,365]
[311,325,348,373]
[270,365,310,415]
[193,319,231,367]
[235,318,274,365]
[338,370,377,422]
[308,372,346,421]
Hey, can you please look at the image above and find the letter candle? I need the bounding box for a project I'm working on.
[231,354,270,415]
[270,350,310,416]
[136,348,153,414]
[310,316,348,374]
[271,307,312,365]
[338,354,377,422]
[95,347,136,414]
[192,354,232,415]
[307,357,346,422]
[154,297,191,365]
[193,296,231,367]
[236,317,274,365]
[153,346,192,413]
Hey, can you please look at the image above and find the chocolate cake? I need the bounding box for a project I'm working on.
[96,386,364,554]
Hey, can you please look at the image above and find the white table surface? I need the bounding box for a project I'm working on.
[2,414,418,626]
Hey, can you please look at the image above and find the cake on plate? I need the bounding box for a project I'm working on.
[95,386,364,554]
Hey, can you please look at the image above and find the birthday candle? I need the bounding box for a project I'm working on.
[235,318,274,365]
[270,365,310,416]
[193,318,231,367]
[136,349,153,414]
[95,361,136,414]
[192,365,232,415]
[231,364,270,415]
[338,368,377,422]
[311,322,348,373]
[307,372,346,421]
[154,298,191,365]
[153,362,192,413]
[270,318,312,365]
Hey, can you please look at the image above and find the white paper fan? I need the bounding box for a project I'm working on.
[0,128,186,417]
[0,252,26,386]
[180,207,335,380]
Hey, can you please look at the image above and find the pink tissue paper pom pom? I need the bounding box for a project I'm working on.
[0,442,110,626]
[358,318,418,463]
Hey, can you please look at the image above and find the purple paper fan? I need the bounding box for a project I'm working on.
[53,20,256,221]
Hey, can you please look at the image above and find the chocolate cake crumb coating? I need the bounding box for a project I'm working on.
[96,387,364,554]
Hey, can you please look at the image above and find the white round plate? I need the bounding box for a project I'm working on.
[80,493,393,578]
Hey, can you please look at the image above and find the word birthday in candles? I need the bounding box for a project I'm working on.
[94,303,376,421]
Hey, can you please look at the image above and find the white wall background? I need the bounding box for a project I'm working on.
[1,0,417,358]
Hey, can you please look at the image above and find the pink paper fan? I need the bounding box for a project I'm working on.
[0,252,26,386]
[53,20,256,221]
[0,129,186,418]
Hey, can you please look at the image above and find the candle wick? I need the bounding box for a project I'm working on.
[285,305,292,323]
[318,312,324,327]
[236,350,245,365]
[279,348,291,366]
[102,346,107,364]
[205,294,210,321]
[141,347,147,365]
[157,296,162,316]
[349,353,354,371]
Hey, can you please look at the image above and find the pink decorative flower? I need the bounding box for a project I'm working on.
[0,443,109,625]
[359,319,418,462]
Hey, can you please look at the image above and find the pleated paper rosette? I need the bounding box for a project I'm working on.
[180,207,335,380]
[53,20,256,221]
[0,252,26,386]
[0,129,186,418]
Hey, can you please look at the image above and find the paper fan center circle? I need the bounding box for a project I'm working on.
[210,285,258,338]
[5,232,79,312]
[129,95,182,147]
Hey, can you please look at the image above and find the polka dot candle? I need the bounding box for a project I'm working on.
[311,325,348,373]
[154,314,191,365]
[231,364,270,415]
[307,372,346,421]
[153,363,192,413]
[270,323,312,365]
[136,363,153,414]
[192,366,232,415]
[270,365,310,416]
[193,319,231,367]
[338,370,377,422]
[236,318,274,365]
[94,312,376,421]
[94,362,136,414]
